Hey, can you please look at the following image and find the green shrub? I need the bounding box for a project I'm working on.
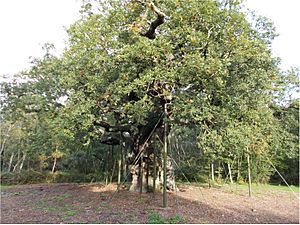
[169,215,184,224]
[0,172,15,184]
[46,171,88,183]
[15,170,46,184]
[148,212,184,224]
[148,212,166,224]
[1,170,106,184]
[86,172,105,182]
[237,176,245,185]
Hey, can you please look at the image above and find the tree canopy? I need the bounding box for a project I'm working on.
[1,0,299,186]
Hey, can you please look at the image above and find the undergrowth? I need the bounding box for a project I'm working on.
[0,170,104,184]
[148,212,184,224]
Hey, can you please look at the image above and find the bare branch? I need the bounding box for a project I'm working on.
[140,1,166,39]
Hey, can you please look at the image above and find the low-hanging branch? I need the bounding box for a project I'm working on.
[93,120,131,133]
[139,1,166,39]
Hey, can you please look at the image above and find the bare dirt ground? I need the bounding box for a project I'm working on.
[1,183,299,224]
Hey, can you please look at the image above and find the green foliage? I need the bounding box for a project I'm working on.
[0,0,298,186]
[0,170,105,185]
[148,212,166,224]
[1,170,46,184]
[148,212,184,224]
[169,215,185,224]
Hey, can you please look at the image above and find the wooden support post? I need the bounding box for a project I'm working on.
[153,149,156,195]
[163,102,168,208]
[123,147,127,182]
[139,154,143,194]
[110,146,116,184]
[146,153,149,192]
[105,147,109,185]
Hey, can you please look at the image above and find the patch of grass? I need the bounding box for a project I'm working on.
[2,191,23,197]
[232,183,299,193]
[62,210,78,223]
[148,212,184,224]
[53,206,70,212]
[34,199,70,213]
[45,206,59,212]
[169,215,184,224]
[66,210,77,217]
[35,199,47,208]
[0,184,15,190]
[148,212,166,224]
[54,193,72,201]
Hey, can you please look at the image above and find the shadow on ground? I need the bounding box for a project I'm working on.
[1,183,299,224]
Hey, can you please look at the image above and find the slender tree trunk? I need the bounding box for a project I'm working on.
[110,159,116,183]
[0,124,13,171]
[17,148,20,167]
[52,157,57,173]
[208,163,211,188]
[123,147,127,182]
[8,153,14,172]
[237,157,241,182]
[247,152,252,197]
[27,158,30,171]
[13,158,21,172]
[118,146,122,185]
[218,161,222,180]
[0,149,4,172]
[19,153,26,172]
[211,162,215,183]
[228,162,233,184]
